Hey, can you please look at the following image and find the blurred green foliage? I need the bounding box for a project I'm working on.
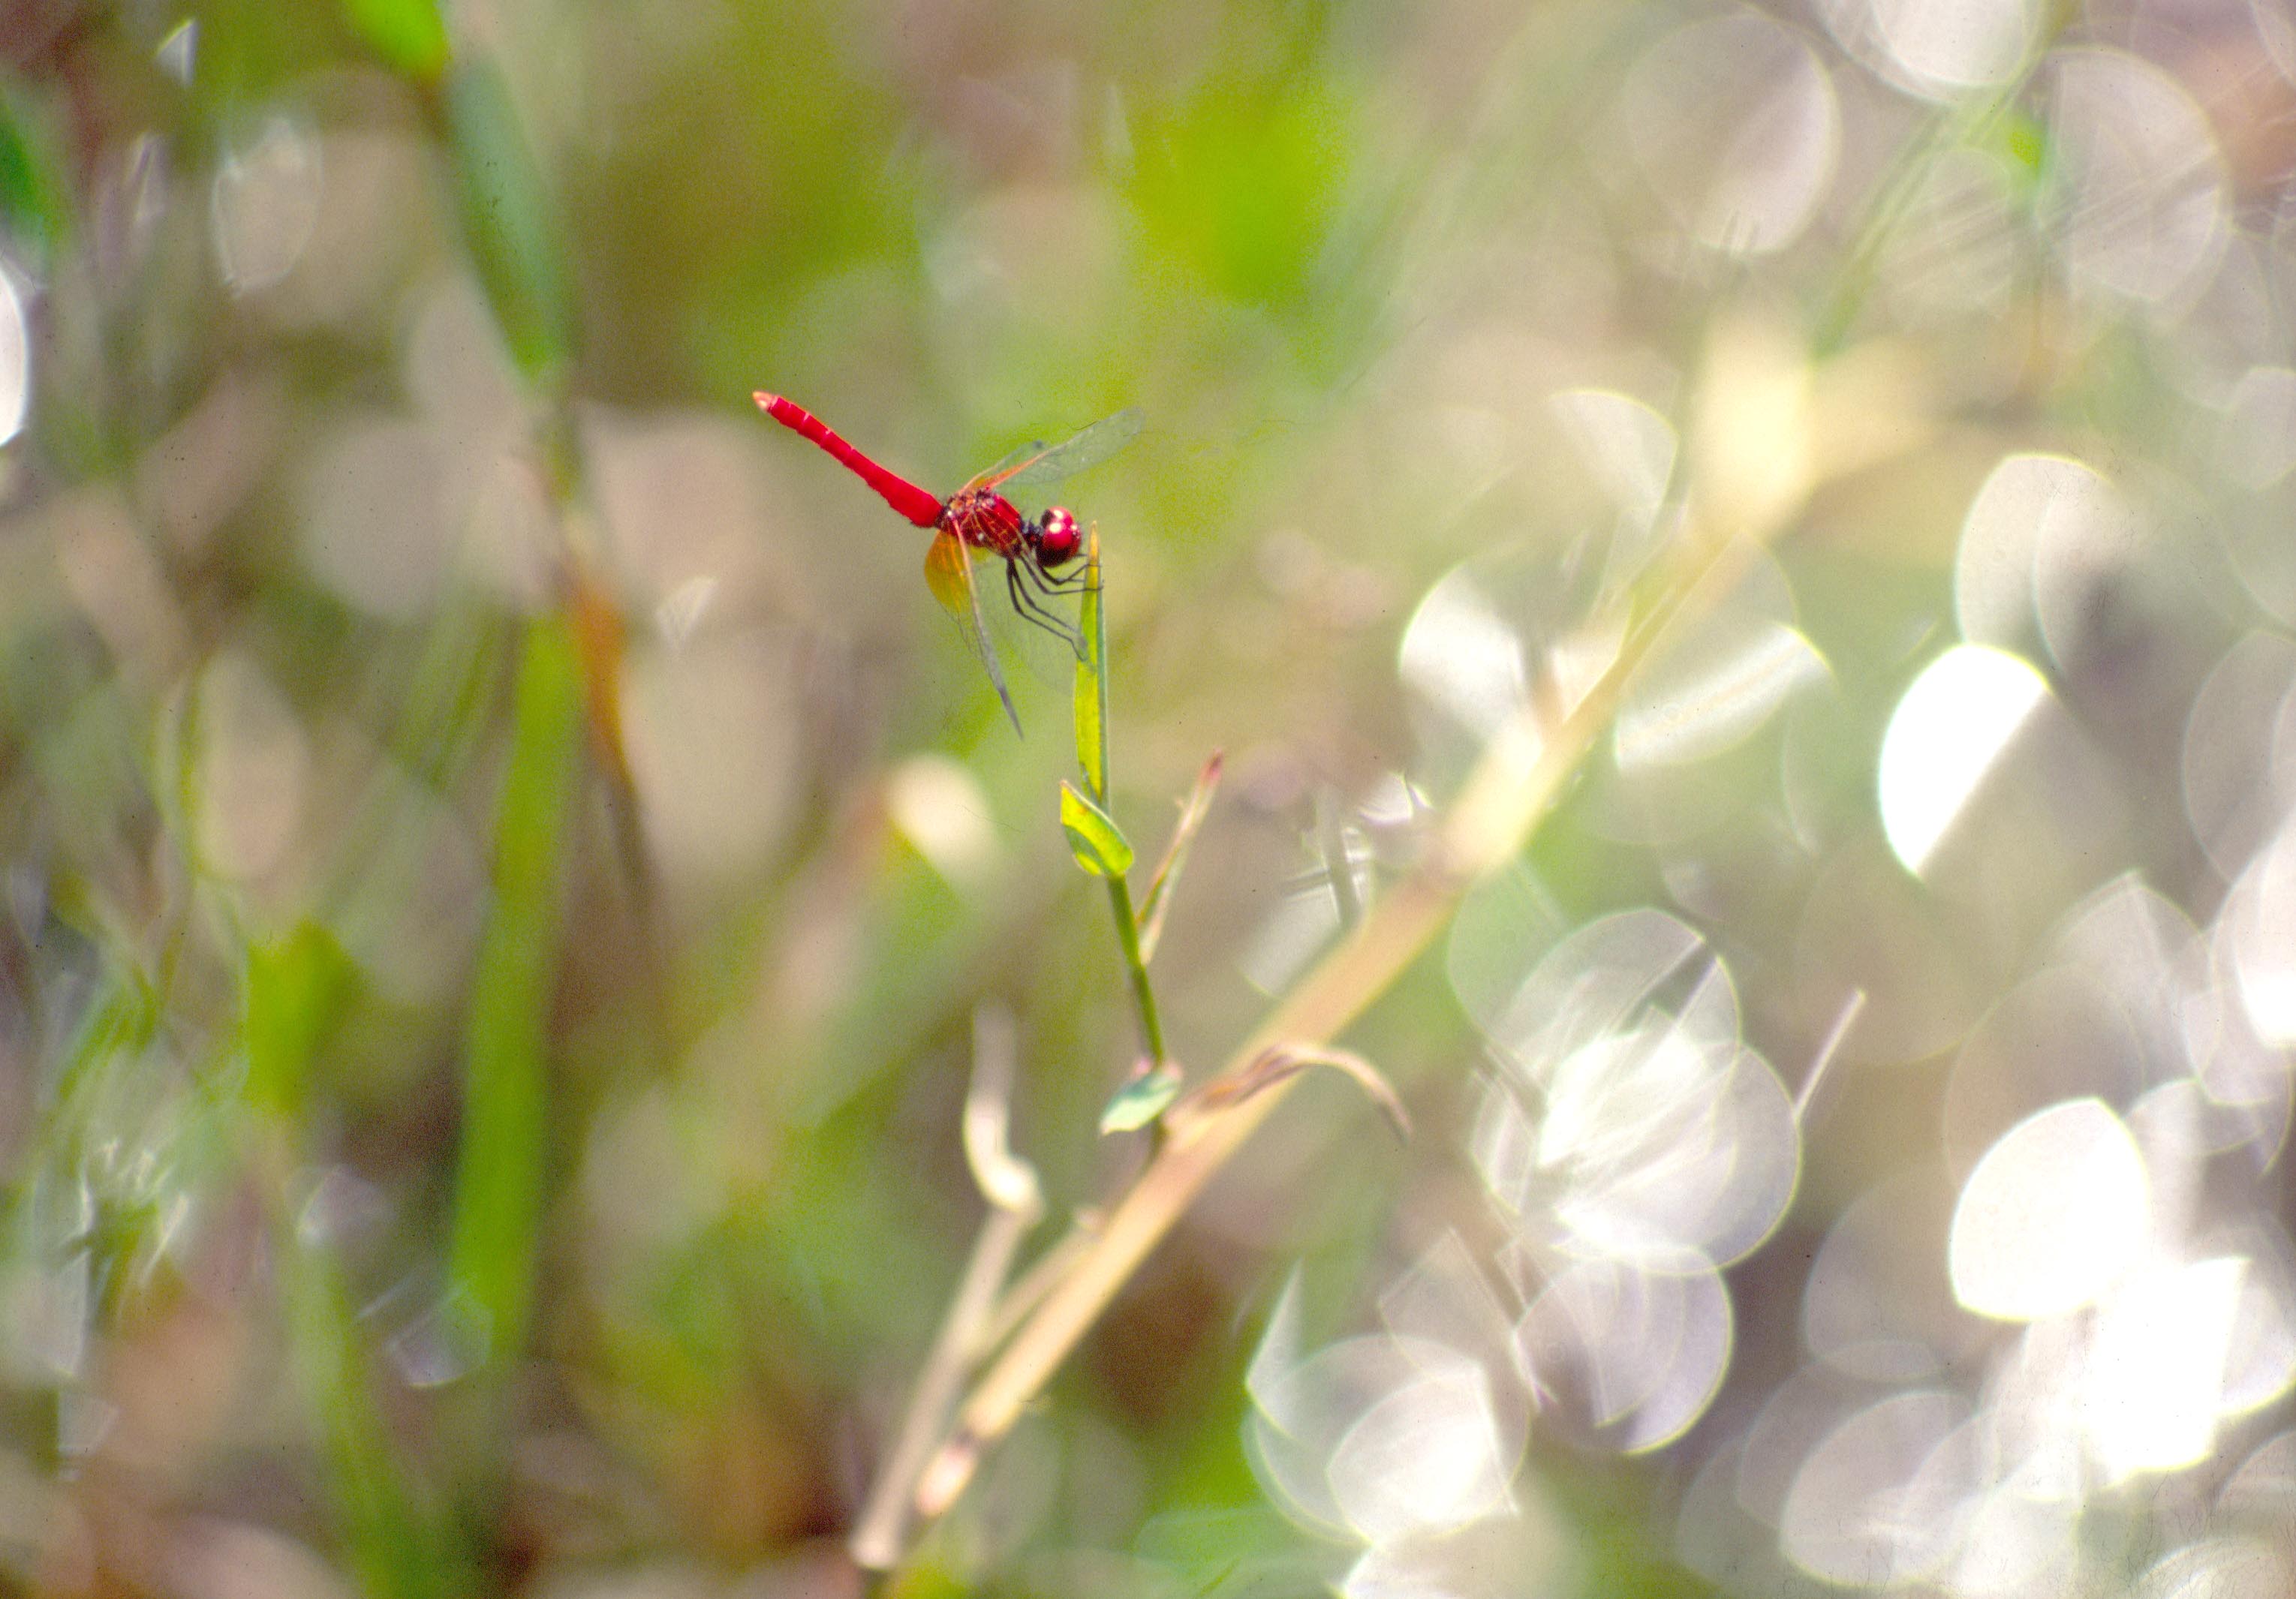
[2,0,2291,1595]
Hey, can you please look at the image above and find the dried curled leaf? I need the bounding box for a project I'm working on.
[1172,1042,1410,1141]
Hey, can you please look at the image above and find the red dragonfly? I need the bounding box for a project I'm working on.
[754,392,1142,732]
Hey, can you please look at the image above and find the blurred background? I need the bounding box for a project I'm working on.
[4,0,2296,1594]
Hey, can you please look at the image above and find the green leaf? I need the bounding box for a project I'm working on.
[1098,1062,1184,1134]
[340,0,450,80]
[1061,780,1133,878]
[281,1234,465,1599]
[0,90,66,267]
[442,61,577,383]
[445,613,584,1375]
[1073,530,1109,800]
[242,923,355,1118]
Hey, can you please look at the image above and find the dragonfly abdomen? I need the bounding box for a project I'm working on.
[754,392,944,529]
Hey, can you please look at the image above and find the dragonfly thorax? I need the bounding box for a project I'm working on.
[941,488,1028,558]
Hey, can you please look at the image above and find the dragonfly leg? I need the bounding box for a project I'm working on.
[1020,564,1093,661]
[1015,555,1093,635]
[1006,561,1085,657]
[1022,554,1095,602]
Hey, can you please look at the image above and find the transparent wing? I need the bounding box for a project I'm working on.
[967,407,1144,500]
[922,529,1022,735]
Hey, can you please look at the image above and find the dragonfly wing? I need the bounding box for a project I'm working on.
[969,407,1145,500]
[923,530,1022,735]
[970,434,1052,489]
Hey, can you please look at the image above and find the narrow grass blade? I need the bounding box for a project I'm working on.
[281,1211,465,1599]
[1136,751,1223,966]
[442,61,577,382]
[245,932,464,1598]
[1072,530,1109,800]
[445,613,583,1374]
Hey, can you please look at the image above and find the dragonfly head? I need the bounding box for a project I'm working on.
[1033,506,1082,569]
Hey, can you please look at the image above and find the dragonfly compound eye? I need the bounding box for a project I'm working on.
[1035,506,1082,567]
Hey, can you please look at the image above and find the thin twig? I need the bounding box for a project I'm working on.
[1793,987,1866,1126]
[1316,788,1364,933]
[978,1212,1101,1353]
[914,619,1638,1518]
[848,1008,1043,1571]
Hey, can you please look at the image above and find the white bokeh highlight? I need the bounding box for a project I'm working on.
[212,115,323,294]
[2048,50,2228,311]
[1878,645,2049,876]
[1622,11,1840,256]
[1816,0,2037,98]
[0,268,26,450]
[1948,1099,2149,1322]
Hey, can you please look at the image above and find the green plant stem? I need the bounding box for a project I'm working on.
[1073,527,1168,1066]
[913,318,1942,1520]
[1103,872,1165,1066]
[919,657,1620,1518]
